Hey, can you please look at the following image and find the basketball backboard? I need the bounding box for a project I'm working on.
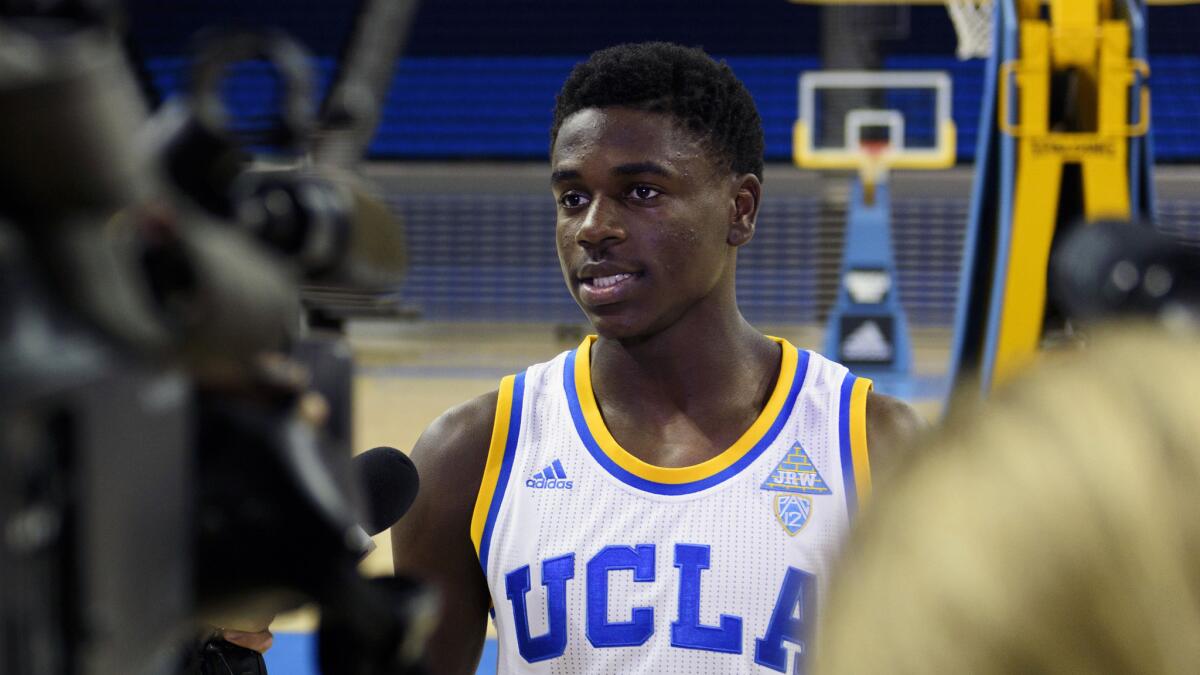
[793,70,956,181]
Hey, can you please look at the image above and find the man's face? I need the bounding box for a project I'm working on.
[551,107,748,339]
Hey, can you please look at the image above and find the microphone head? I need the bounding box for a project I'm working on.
[353,446,419,535]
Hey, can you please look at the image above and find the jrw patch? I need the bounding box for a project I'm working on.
[760,442,831,495]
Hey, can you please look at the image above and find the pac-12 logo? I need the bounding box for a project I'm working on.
[774,495,812,536]
[527,459,573,489]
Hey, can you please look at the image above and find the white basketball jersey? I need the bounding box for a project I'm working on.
[470,336,872,674]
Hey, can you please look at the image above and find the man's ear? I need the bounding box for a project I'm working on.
[727,173,762,248]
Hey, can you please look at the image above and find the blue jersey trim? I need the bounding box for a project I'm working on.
[480,370,526,574]
[564,350,810,496]
[838,373,859,519]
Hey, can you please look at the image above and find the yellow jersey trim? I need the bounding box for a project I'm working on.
[470,374,516,560]
[572,335,799,485]
[849,376,873,509]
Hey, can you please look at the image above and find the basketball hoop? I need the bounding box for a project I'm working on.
[860,139,890,158]
[858,140,891,202]
[945,0,994,59]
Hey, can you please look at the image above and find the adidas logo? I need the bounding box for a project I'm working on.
[842,319,893,362]
[526,459,573,490]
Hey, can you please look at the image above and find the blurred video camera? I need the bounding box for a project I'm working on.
[1052,218,1200,330]
[0,1,433,674]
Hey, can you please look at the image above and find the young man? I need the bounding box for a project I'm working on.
[392,42,921,674]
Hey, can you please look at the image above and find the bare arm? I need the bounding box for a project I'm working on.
[391,391,499,675]
[865,391,926,484]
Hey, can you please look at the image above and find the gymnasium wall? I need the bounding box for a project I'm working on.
[124,0,1200,327]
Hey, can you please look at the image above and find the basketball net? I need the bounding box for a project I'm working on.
[858,140,891,205]
[945,0,994,59]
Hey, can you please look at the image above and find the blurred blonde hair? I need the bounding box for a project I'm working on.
[815,325,1200,675]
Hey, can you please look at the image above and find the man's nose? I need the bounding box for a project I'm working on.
[575,197,626,251]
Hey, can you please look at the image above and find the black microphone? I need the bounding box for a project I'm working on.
[346,446,417,559]
[354,446,419,535]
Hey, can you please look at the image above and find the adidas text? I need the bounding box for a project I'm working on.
[526,477,573,490]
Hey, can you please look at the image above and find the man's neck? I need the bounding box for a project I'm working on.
[589,307,780,437]
[601,315,769,381]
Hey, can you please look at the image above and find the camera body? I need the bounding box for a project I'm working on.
[0,6,426,675]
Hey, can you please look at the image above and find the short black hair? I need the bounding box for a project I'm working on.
[551,42,765,180]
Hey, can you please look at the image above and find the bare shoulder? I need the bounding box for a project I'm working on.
[865,391,926,482]
[391,389,499,675]
[406,390,500,512]
[392,389,499,570]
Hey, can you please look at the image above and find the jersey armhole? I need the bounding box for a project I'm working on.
[839,374,874,518]
[469,372,524,572]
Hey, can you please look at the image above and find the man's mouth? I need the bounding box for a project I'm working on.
[587,273,634,289]
[579,271,641,305]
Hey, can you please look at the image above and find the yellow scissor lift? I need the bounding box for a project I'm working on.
[790,0,1179,401]
[950,0,1159,394]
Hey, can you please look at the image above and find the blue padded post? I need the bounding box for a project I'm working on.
[823,178,913,396]
[945,0,1019,404]
[1125,0,1156,219]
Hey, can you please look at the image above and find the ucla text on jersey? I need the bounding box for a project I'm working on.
[501,543,815,672]
[470,337,872,674]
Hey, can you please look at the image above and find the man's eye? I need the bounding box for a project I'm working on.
[629,186,661,200]
[559,192,589,208]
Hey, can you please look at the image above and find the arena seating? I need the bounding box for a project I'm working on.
[132,0,1200,326]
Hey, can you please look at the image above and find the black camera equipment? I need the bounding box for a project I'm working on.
[0,1,433,674]
[1051,219,1200,327]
